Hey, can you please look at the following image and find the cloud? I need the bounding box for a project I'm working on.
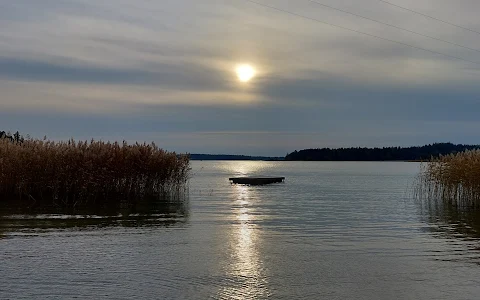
[0,57,234,91]
[1,0,480,154]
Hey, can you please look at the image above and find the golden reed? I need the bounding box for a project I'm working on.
[416,150,480,208]
[0,137,189,207]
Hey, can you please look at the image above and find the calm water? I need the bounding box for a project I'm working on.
[2,161,480,299]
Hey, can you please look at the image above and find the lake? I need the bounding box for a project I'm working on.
[2,161,480,299]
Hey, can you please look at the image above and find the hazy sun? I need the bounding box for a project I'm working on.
[236,64,256,82]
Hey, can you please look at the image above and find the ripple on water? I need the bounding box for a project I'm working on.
[3,161,480,299]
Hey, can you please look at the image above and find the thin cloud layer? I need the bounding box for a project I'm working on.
[1,0,480,155]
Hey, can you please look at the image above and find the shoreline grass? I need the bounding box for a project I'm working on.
[415,149,480,208]
[0,137,190,209]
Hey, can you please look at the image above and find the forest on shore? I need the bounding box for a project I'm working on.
[285,143,480,161]
[3,131,478,162]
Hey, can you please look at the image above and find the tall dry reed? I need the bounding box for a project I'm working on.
[416,149,480,208]
[0,137,189,208]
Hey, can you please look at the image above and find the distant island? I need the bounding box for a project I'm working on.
[285,143,480,161]
[190,154,284,161]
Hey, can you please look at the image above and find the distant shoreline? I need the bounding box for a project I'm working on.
[190,143,480,162]
[190,158,421,162]
[284,143,480,161]
[189,154,284,161]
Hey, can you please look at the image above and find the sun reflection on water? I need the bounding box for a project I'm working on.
[217,184,270,299]
[221,161,270,177]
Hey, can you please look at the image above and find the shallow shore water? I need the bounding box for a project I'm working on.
[2,161,480,299]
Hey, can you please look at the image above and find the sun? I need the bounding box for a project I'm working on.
[236,64,256,82]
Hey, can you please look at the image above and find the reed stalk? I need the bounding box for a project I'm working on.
[0,137,190,208]
[416,149,480,208]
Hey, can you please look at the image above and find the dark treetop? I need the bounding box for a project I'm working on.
[0,131,23,143]
[285,143,480,161]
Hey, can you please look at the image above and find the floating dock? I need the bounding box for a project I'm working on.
[229,177,285,185]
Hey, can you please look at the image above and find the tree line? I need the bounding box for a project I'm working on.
[285,143,480,161]
[0,131,24,143]
[190,154,283,161]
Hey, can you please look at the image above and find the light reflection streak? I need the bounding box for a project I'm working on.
[221,161,269,177]
[217,184,270,299]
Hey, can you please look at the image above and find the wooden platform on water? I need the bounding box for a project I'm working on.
[229,177,285,185]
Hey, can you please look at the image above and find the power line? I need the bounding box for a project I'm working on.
[242,0,480,66]
[308,0,480,54]
[377,0,480,36]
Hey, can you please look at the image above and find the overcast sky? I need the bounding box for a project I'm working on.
[1,0,480,156]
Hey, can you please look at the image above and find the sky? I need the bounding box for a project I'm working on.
[1,0,480,156]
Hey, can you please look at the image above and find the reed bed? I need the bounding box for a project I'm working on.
[416,149,480,208]
[0,137,189,208]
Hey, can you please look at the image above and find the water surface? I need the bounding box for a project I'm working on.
[2,161,480,299]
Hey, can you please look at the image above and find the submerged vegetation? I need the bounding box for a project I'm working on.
[0,134,190,210]
[416,150,480,208]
